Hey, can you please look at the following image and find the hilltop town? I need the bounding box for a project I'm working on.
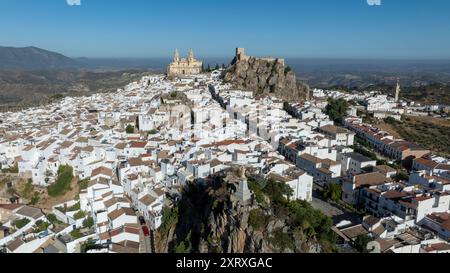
[1,49,450,254]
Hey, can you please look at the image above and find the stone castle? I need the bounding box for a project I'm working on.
[167,48,203,77]
[235,48,285,66]
[225,48,310,101]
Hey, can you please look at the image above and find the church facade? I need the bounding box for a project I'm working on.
[167,49,203,77]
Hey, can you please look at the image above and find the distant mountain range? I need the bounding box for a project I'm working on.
[0,46,80,70]
[0,46,173,71]
[2,45,450,90]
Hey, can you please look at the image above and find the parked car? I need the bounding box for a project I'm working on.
[142,226,150,237]
[138,216,146,225]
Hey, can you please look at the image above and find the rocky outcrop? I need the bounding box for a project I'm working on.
[224,56,309,101]
[155,169,333,253]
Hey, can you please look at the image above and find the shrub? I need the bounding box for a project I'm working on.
[326,98,349,124]
[78,179,89,191]
[126,125,135,134]
[47,165,73,197]
[248,177,267,206]
[269,228,294,252]
[1,164,19,174]
[30,192,40,205]
[323,183,343,202]
[70,229,83,239]
[353,234,373,253]
[67,202,80,212]
[13,218,30,229]
[33,220,50,233]
[74,210,86,220]
[384,116,398,125]
[47,213,58,224]
[83,217,94,229]
[159,206,179,236]
[287,200,336,247]
[396,172,410,182]
[263,179,293,206]
[284,66,292,75]
[248,209,270,230]
[21,181,35,199]
[174,241,190,253]
[50,94,65,101]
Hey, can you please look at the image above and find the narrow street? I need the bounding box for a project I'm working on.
[139,226,152,253]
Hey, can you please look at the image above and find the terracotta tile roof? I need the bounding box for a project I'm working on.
[213,140,246,146]
[130,141,147,148]
[91,166,113,178]
[340,225,369,240]
[424,243,450,252]
[108,207,136,221]
[414,158,439,169]
[139,194,156,206]
[0,204,24,211]
[6,238,24,252]
[354,172,392,188]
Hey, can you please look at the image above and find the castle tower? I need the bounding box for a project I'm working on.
[189,48,195,63]
[236,48,245,61]
[174,48,179,63]
[395,81,401,102]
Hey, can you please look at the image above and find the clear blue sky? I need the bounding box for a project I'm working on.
[1,0,449,59]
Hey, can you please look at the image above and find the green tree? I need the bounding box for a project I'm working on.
[174,241,190,253]
[284,66,292,75]
[47,165,73,197]
[125,125,135,134]
[353,234,373,253]
[33,220,50,233]
[248,209,270,230]
[159,206,179,236]
[13,218,30,229]
[74,210,86,220]
[46,213,58,224]
[78,179,89,192]
[384,116,398,125]
[70,229,83,239]
[263,179,293,205]
[269,228,295,252]
[326,98,349,124]
[83,217,94,229]
[30,192,40,205]
[20,180,35,200]
[323,183,343,202]
[396,172,410,182]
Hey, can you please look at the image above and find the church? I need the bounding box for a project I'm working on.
[167,49,203,77]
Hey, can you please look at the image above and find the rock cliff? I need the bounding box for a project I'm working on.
[224,53,310,101]
[155,169,336,253]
